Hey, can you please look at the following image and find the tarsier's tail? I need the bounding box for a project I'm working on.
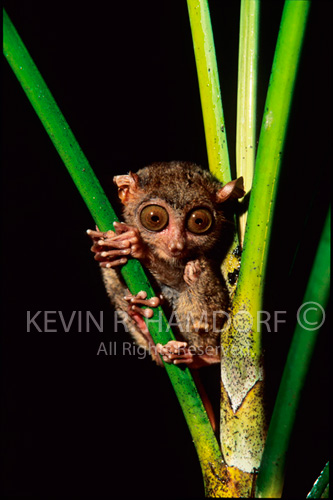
[191,369,217,433]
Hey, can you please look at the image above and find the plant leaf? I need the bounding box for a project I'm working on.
[2,8,223,492]
[256,208,330,498]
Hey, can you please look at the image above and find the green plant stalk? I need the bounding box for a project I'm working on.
[236,0,311,327]
[220,0,311,473]
[307,462,329,499]
[3,9,224,492]
[186,0,231,184]
[187,0,241,308]
[236,0,259,246]
[256,208,330,498]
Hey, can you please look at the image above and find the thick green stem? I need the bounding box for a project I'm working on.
[256,208,330,498]
[220,0,310,473]
[236,0,310,325]
[187,0,231,184]
[238,0,311,314]
[236,0,259,245]
[3,8,223,488]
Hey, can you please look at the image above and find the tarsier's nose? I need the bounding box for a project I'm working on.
[169,240,185,252]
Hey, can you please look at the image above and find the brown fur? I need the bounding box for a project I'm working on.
[101,162,244,359]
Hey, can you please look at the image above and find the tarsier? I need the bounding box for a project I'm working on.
[88,162,244,371]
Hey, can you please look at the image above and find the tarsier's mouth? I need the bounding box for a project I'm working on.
[158,247,188,261]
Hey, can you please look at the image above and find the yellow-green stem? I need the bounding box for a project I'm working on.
[236,0,259,246]
[187,0,231,184]
[220,0,310,473]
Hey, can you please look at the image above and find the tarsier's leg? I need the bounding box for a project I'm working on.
[191,369,217,433]
[157,259,221,368]
[155,259,220,430]
[155,260,200,366]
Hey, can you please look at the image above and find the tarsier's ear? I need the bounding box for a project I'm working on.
[216,177,245,203]
[113,172,142,204]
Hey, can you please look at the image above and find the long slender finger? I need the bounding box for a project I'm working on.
[87,229,105,238]
[124,295,160,308]
[156,341,187,355]
[159,349,191,359]
[129,305,154,319]
[113,221,134,234]
[124,291,147,300]
[96,233,137,248]
[94,248,131,261]
[169,351,193,360]
[87,229,115,239]
[90,242,128,253]
[99,258,128,268]
[173,356,194,365]
[160,355,172,363]
[87,228,135,245]
[104,230,138,243]
[93,239,131,250]
[101,248,131,258]
[159,353,194,365]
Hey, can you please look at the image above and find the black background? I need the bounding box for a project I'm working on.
[1,1,331,498]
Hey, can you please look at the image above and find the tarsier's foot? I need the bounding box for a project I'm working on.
[156,341,220,368]
[183,259,202,285]
[87,222,146,268]
[124,290,161,319]
[124,291,164,367]
[156,341,194,365]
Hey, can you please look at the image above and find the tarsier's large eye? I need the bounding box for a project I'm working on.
[140,205,169,232]
[186,208,213,234]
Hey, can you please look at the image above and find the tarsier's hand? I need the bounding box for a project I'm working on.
[183,259,202,286]
[87,221,146,268]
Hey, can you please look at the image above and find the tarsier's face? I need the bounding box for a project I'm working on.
[134,196,221,261]
[114,161,244,263]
